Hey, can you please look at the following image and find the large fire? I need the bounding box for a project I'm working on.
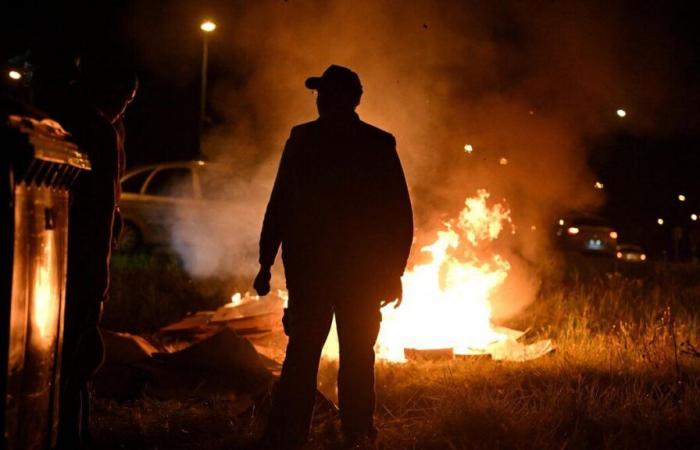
[320,189,551,362]
[375,189,512,362]
[229,190,552,362]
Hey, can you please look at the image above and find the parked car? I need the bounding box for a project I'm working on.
[118,160,231,251]
[557,215,618,257]
[616,244,647,262]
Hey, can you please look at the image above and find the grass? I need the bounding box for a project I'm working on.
[93,258,700,449]
[105,251,234,333]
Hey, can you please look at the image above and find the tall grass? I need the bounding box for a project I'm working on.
[94,259,700,449]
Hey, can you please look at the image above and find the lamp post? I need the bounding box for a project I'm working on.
[199,20,216,156]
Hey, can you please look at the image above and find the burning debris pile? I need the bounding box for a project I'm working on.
[151,191,552,366]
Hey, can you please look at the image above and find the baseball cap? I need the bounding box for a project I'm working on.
[305,65,363,97]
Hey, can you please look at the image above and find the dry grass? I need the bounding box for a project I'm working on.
[93,261,700,449]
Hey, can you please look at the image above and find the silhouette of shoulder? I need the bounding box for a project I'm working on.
[357,120,395,145]
[289,121,318,140]
[288,120,395,146]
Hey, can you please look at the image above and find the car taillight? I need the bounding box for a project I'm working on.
[567,227,580,235]
[609,231,618,239]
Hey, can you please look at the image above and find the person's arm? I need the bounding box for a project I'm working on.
[377,135,413,308]
[384,135,414,277]
[255,132,295,295]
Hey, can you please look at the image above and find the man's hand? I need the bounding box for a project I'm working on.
[253,266,272,296]
[379,276,403,309]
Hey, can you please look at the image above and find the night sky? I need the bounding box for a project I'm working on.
[2,0,700,259]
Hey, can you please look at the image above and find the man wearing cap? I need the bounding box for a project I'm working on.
[254,65,413,448]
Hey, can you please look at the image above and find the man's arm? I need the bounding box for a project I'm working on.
[377,135,413,308]
[384,135,414,277]
[255,133,295,295]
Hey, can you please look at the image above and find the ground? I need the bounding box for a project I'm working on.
[94,254,700,449]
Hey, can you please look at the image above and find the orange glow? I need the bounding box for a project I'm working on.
[32,231,58,345]
[609,231,618,239]
[616,251,623,259]
[640,254,647,261]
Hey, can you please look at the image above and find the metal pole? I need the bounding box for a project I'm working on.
[199,33,209,157]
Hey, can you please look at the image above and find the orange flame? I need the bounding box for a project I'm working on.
[374,189,512,361]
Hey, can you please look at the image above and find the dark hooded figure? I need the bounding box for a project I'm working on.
[37,54,137,450]
[254,65,413,448]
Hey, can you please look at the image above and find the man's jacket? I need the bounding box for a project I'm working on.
[260,113,413,290]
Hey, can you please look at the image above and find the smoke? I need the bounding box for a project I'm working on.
[134,0,680,315]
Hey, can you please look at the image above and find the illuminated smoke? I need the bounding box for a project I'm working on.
[131,1,680,317]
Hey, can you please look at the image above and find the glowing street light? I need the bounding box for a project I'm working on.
[499,157,508,165]
[616,108,627,118]
[8,70,22,80]
[464,144,473,154]
[200,20,217,32]
[558,219,565,226]
[692,214,698,222]
[678,194,686,202]
[657,218,664,226]
[594,181,604,190]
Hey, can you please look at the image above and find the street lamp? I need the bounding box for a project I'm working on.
[8,70,22,81]
[199,19,216,155]
[200,20,216,32]
[616,108,627,118]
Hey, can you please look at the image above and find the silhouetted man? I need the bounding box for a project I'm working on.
[39,55,137,450]
[254,65,413,448]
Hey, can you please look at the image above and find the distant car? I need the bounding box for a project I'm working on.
[616,244,647,262]
[557,215,618,257]
[118,160,231,251]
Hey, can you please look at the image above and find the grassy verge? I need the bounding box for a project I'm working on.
[104,251,234,333]
[94,259,700,449]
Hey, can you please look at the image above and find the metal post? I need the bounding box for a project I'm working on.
[199,33,209,157]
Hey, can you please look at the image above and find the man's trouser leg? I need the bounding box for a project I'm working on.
[335,295,381,438]
[266,288,334,447]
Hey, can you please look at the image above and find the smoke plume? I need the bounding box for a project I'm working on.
[132,0,680,317]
